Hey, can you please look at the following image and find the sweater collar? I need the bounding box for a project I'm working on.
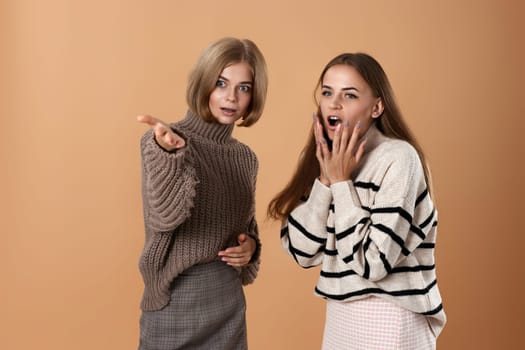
[362,122,389,152]
[178,110,234,144]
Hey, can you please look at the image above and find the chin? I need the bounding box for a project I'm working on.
[214,116,239,125]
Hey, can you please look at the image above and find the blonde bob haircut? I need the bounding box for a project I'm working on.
[186,37,268,127]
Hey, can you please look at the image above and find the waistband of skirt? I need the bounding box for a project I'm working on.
[180,260,238,276]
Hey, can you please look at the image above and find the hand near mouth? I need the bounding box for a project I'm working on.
[314,116,366,185]
[137,114,186,151]
[313,114,331,186]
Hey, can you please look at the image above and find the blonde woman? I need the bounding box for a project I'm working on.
[268,53,445,349]
[137,37,268,350]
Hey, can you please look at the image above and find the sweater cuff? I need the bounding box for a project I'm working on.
[306,178,333,209]
[247,233,261,264]
[330,180,363,216]
[142,129,186,158]
[241,229,261,285]
[150,127,189,154]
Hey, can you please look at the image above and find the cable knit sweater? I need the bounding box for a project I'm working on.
[281,124,446,337]
[139,110,261,311]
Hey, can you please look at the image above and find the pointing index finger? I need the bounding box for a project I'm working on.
[137,114,158,126]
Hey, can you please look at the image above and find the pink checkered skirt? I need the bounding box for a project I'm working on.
[322,296,436,350]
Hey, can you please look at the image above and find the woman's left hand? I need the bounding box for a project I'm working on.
[218,234,256,267]
[319,120,367,184]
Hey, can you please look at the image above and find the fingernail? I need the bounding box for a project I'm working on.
[344,119,349,128]
[356,120,361,129]
[312,113,317,122]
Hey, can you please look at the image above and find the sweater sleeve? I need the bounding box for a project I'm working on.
[240,152,261,285]
[281,179,332,268]
[240,216,261,285]
[332,145,436,281]
[140,128,198,233]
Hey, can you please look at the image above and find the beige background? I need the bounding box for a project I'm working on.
[2,0,524,349]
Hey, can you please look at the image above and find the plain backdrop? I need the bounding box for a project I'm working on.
[2,0,524,349]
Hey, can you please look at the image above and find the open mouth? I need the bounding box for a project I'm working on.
[327,116,342,127]
[221,107,237,115]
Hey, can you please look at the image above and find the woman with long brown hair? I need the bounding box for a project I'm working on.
[268,53,445,349]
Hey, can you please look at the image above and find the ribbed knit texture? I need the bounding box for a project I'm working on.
[281,124,446,337]
[139,110,261,311]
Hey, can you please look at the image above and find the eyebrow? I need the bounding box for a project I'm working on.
[322,85,359,92]
[218,75,253,85]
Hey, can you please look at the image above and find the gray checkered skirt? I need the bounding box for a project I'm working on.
[139,261,247,350]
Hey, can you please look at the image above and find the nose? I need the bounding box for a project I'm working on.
[226,87,237,102]
[329,95,342,109]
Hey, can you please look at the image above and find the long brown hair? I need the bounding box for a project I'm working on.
[267,53,433,220]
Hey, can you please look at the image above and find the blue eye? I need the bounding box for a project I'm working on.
[216,80,226,87]
[321,90,331,97]
[345,93,358,99]
[239,85,251,92]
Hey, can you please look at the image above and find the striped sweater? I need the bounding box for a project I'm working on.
[281,124,446,337]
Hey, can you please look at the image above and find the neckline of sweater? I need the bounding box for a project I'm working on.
[177,110,235,144]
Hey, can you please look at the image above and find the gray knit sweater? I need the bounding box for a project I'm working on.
[139,111,261,311]
[281,124,446,337]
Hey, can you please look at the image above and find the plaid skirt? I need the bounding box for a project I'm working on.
[322,296,436,350]
[139,261,247,350]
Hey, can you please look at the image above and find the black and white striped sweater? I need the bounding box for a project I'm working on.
[281,124,446,337]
